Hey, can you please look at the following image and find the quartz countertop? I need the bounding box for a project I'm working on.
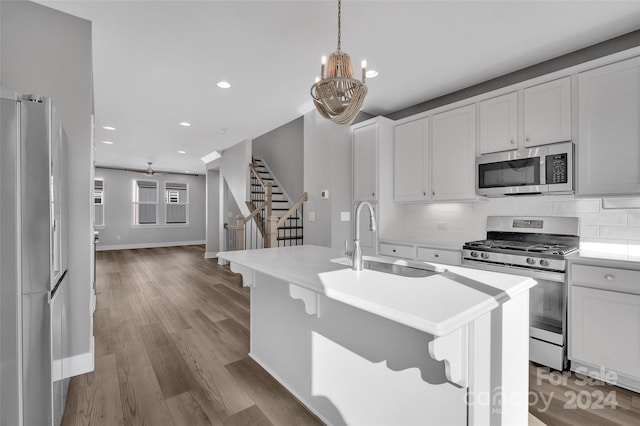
[217,245,535,336]
[568,242,640,264]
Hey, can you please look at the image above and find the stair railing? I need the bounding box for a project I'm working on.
[266,192,308,248]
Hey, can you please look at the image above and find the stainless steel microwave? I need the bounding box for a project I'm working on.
[476,142,574,197]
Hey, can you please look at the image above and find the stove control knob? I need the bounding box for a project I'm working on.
[481,252,489,259]
[470,251,479,258]
[526,257,536,265]
[539,259,550,267]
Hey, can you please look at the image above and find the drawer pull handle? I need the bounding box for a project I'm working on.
[434,254,439,257]
[392,249,396,252]
[604,274,614,281]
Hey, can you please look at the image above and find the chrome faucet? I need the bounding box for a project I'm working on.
[352,201,377,271]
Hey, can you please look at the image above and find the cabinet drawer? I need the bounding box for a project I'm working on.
[571,264,640,294]
[416,247,461,266]
[379,243,415,259]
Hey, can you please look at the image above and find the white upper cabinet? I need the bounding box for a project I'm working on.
[577,56,640,196]
[353,122,378,202]
[479,92,518,154]
[394,118,430,202]
[523,77,571,147]
[431,104,477,201]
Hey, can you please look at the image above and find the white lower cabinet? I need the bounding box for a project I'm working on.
[416,247,461,266]
[379,242,415,259]
[569,262,640,391]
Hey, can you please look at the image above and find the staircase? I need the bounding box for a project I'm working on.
[224,157,307,250]
[249,158,304,246]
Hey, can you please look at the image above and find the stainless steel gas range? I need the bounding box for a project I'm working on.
[462,216,580,371]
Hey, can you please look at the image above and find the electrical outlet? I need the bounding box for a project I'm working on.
[308,211,316,222]
[341,211,350,221]
[436,223,447,230]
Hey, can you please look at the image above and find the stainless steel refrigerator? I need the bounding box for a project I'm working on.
[1,91,70,426]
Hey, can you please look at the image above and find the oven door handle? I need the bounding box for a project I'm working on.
[461,259,565,282]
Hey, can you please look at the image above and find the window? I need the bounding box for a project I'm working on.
[133,180,158,225]
[164,182,188,224]
[94,178,104,227]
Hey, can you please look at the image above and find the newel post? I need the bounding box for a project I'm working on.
[266,182,273,220]
[266,216,278,248]
[236,215,245,251]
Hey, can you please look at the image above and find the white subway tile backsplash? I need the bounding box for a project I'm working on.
[400,196,638,246]
[577,212,627,226]
[599,226,640,241]
[628,211,640,226]
[574,199,601,213]
[550,201,576,214]
[580,226,599,239]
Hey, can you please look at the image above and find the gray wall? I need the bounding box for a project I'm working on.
[252,116,304,200]
[303,111,353,249]
[1,1,94,363]
[205,169,220,257]
[95,168,206,249]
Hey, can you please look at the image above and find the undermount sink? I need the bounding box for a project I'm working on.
[331,255,445,278]
[362,259,439,278]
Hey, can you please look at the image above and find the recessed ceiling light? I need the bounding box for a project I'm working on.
[179,122,191,127]
[177,150,186,154]
[217,129,226,134]
[366,70,379,78]
[102,141,114,145]
[185,170,191,173]
[216,81,231,89]
[103,126,116,131]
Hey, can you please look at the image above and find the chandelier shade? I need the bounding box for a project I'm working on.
[310,0,367,125]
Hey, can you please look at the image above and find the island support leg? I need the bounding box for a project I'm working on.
[468,291,530,426]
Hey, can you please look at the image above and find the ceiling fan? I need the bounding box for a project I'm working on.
[141,162,165,176]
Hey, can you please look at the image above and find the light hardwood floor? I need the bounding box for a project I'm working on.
[62,246,640,425]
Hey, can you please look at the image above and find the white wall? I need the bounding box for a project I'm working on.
[252,116,304,200]
[303,110,353,249]
[205,169,220,258]
[220,139,252,217]
[1,1,94,369]
[95,168,206,249]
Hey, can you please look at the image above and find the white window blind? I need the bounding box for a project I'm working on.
[133,180,158,224]
[94,178,104,227]
[164,182,188,224]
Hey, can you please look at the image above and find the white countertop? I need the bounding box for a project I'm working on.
[217,245,535,336]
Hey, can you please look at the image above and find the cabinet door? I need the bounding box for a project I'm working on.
[353,123,378,201]
[394,118,429,202]
[570,285,640,378]
[523,76,571,147]
[578,56,640,196]
[478,92,518,154]
[432,104,477,201]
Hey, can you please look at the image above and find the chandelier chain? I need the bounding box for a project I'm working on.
[337,0,342,51]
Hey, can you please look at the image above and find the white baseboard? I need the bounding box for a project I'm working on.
[97,240,205,251]
[204,251,218,259]
[63,336,95,378]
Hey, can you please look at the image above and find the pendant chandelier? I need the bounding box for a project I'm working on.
[310,0,367,125]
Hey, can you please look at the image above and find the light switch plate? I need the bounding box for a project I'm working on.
[308,211,316,222]
[341,211,350,221]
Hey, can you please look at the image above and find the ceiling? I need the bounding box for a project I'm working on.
[37,1,640,175]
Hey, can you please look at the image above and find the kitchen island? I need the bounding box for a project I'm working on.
[217,245,535,425]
